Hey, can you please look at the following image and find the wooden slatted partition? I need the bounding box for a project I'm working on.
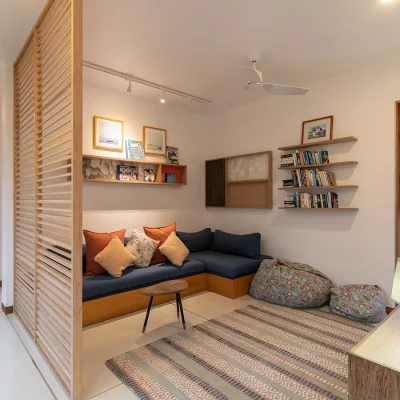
[13,0,82,398]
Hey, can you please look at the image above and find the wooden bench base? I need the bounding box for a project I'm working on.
[82,273,255,327]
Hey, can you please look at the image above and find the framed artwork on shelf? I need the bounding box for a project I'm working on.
[93,116,124,152]
[143,126,167,156]
[301,116,333,145]
[166,146,179,165]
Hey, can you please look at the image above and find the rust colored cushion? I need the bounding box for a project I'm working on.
[83,229,126,276]
[143,222,176,265]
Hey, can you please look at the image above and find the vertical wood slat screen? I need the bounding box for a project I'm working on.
[13,0,82,398]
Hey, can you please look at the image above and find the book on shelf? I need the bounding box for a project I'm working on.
[282,192,339,209]
[280,150,329,167]
[285,169,336,188]
[116,165,139,181]
[125,139,145,161]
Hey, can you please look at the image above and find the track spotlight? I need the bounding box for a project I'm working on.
[160,91,166,104]
[126,80,132,93]
[186,98,193,109]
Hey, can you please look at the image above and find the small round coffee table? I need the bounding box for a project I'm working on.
[141,279,188,333]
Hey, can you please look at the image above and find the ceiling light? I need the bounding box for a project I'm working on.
[126,80,132,93]
[186,98,193,109]
[380,0,393,3]
[160,91,166,104]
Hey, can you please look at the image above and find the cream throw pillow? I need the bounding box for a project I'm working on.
[126,227,159,268]
[94,236,136,277]
[159,231,189,267]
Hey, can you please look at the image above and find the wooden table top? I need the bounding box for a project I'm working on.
[141,279,188,296]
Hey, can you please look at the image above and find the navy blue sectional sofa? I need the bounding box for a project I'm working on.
[82,229,272,326]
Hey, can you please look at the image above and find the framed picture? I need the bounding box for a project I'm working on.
[143,126,167,156]
[301,116,333,144]
[93,116,124,152]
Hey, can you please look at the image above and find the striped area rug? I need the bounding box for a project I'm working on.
[106,302,373,400]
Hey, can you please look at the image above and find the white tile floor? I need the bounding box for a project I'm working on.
[1,290,260,399]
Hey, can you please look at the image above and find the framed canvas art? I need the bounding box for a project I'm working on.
[301,116,333,145]
[143,126,167,156]
[93,116,124,152]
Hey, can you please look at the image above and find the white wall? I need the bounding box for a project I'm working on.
[1,61,14,307]
[207,58,400,305]
[82,83,211,235]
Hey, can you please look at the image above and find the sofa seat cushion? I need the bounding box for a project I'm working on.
[83,258,205,301]
[187,251,272,279]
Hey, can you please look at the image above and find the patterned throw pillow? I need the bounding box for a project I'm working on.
[249,259,332,308]
[330,285,387,323]
[126,228,159,268]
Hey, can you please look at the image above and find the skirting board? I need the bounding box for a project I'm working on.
[2,303,13,314]
[83,272,256,326]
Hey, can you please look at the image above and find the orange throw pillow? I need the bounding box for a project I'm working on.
[143,222,176,265]
[83,229,126,276]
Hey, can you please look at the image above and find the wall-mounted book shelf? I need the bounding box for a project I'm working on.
[82,154,187,185]
[279,185,358,191]
[278,136,359,210]
[278,136,358,151]
[278,207,359,211]
[279,161,358,170]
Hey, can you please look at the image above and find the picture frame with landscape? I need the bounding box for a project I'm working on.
[93,116,124,152]
[143,126,167,156]
[301,116,333,145]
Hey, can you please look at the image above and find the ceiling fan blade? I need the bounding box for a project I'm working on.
[243,67,262,83]
[263,83,309,95]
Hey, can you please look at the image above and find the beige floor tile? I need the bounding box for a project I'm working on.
[0,313,54,400]
[82,302,206,400]
[90,384,138,400]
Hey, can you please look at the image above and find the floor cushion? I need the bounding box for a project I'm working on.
[83,258,205,301]
[249,259,332,308]
[187,251,272,279]
[330,284,387,323]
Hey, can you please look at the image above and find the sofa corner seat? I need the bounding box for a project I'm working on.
[82,239,272,326]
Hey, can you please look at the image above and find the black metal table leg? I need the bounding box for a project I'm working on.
[177,293,186,330]
[142,296,153,333]
[176,293,180,319]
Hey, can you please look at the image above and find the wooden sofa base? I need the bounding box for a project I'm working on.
[83,272,256,327]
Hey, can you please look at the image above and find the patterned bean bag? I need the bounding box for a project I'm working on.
[330,284,387,323]
[249,259,332,308]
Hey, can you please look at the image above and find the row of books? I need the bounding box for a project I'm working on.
[283,169,336,188]
[116,165,156,182]
[284,192,339,208]
[281,150,329,167]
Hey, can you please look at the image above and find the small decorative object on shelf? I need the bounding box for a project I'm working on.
[166,146,179,165]
[280,150,329,167]
[284,192,338,209]
[125,139,145,160]
[166,173,176,183]
[117,165,138,181]
[301,116,333,145]
[144,166,156,182]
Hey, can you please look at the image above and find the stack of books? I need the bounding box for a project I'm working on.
[280,150,329,167]
[284,169,336,187]
[284,192,339,208]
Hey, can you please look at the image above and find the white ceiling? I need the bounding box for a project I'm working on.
[83,0,400,110]
[0,0,47,61]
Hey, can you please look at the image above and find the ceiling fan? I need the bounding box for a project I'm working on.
[243,59,309,95]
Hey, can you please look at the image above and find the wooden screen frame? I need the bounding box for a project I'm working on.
[13,0,83,398]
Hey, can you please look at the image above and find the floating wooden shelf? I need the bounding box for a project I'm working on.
[279,185,358,191]
[227,179,269,184]
[278,136,358,151]
[278,207,359,211]
[82,154,187,185]
[279,161,358,170]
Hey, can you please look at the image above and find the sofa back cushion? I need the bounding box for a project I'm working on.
[143,222,176,265]
[177,228,213,253]
[83,229,126,276]
[211,230,261,259]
